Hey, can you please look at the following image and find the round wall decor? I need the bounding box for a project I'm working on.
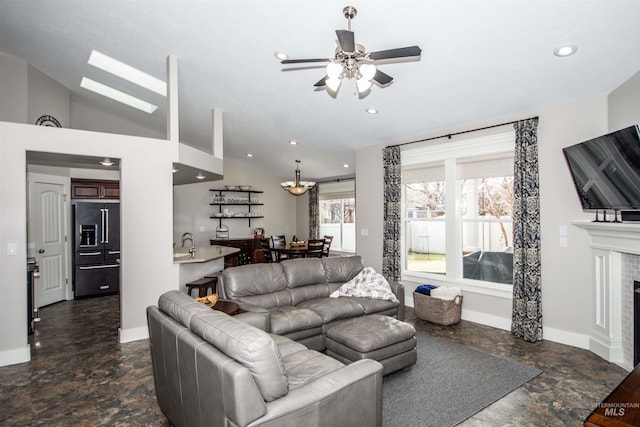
[35,115,62,127]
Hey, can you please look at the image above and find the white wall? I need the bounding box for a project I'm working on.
[0,122,180,366]
[608,70,640,130]
[71,99,165,140]
[356,95,612,349]
[27,65,70,127]
[0,52,28,123]
[173,156,298,245]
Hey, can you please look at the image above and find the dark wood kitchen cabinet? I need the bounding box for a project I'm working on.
[71,179,120,200]
[209,237,264,266]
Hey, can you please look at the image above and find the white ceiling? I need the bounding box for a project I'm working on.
[2,1,640,181]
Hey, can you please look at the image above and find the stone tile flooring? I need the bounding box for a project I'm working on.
[0,295,628,426]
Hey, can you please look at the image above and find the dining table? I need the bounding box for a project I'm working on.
[272,243,308,260]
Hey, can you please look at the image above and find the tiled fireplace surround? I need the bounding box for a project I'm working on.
[575,221,640,372]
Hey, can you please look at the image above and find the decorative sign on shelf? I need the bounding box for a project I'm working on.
[35,115,62,127]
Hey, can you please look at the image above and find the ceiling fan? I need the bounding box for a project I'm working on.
[281,5,422,94]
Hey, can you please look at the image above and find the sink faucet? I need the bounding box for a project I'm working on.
[181,232,196,257]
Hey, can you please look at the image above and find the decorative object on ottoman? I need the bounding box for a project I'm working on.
[413,285,463,325]
[326,314,417,375]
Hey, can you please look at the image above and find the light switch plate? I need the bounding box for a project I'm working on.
[7,243,17,256]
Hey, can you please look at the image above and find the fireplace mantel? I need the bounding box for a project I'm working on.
[573,220,640,371]
[573,221,640,255]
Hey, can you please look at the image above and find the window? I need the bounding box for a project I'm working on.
[319,181,355,252]
[401,131,515,286]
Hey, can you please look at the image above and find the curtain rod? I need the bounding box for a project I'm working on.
[387,116,539,148]
[316,176,355,184]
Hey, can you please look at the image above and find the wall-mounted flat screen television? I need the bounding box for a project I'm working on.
[563,125,640,210]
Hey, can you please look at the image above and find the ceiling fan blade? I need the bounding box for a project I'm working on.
[281,58,331,64]
[369,46,422,61]
[336,30,356,52]
[372,69,393,86]
[314,76,328,87]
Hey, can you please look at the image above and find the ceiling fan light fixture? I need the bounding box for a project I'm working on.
[280,160,316,196]
[326,77,342,92]
[326,62,344,79]
[359,63,376,80]
[356,77,372,93]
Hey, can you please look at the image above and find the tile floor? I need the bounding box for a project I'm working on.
[0,295,628,426]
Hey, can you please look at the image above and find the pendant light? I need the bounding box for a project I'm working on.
[280,160,316,195]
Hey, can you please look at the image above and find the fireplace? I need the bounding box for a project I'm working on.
[574,221,640,371]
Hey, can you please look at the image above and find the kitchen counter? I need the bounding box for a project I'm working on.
[173,245,240,264]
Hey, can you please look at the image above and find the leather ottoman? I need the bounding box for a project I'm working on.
[326,314,417,375]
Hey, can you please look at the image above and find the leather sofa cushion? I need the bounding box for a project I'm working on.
[281,349,344,391]
[322,255,364,283]
[222,263,287,299]
[296,297,365,323]
[288,283,330,306]
[190,310,288,402]
[269,306,324,335]
[346,296,400,315]
[158,290,212,328]
[281,258,326,288]
[270,334,308,357]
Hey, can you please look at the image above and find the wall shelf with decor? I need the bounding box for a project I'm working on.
[209,188,264,227]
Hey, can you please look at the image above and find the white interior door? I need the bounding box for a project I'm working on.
[33,181,67,307]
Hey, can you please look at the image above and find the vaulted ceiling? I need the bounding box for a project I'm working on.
[1,1,639,181]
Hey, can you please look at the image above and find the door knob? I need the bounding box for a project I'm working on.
[38,249,45,253]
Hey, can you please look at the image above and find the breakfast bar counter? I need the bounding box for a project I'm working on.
[174,245,240,289]
[173,245,240,264]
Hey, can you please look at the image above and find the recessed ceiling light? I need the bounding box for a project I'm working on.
[100,158,114,166]
[196,172,205,179]
[88,50,167,96]
[81,77,158,113]
[553,45,578,57]
[289,140,298,145]
[274,51,289,61]
[343,163,350,168]
[246,153,253,157]
[366,108,378,114]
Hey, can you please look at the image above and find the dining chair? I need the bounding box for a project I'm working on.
[258,238,274,263]
[271,235,288,262]
[323,235,333,257]
[307,239,325,258]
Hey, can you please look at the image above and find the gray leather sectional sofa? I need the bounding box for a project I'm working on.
[148,290,383,427]
[146,256,405,426]
[218,255,405,351]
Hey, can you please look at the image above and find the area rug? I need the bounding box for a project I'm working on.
[383,333,542,427]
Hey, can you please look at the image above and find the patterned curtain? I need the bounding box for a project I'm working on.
[382,146,401,281]
[308,184,319,240]
[511,118,542,342]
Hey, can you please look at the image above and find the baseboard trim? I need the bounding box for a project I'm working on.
[119,325,149,343]
[543,326,590,350]
[0,345,31,367]
[461,309,511,331]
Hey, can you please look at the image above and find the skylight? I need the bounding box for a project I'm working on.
[80,77,158,113]
[88,50,167,96]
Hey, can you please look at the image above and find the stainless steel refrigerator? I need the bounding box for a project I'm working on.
[73,202,120,298]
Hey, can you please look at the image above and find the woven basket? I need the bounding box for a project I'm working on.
[413,292,463,325]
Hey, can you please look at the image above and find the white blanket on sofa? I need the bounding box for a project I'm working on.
[330,267,399,303]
